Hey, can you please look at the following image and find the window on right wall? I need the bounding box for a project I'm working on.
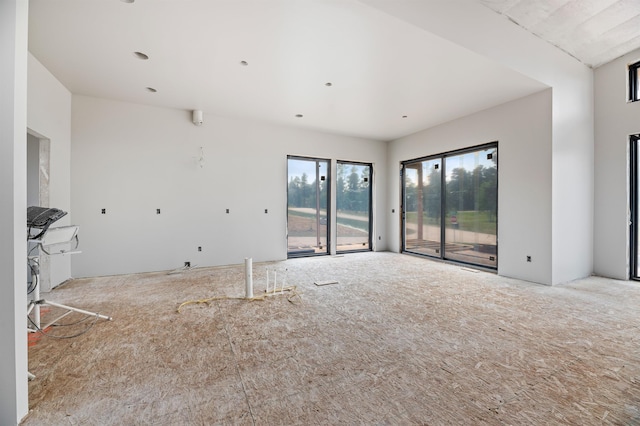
[629,60,640,102]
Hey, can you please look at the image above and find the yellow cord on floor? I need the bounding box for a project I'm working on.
[177,285,301,313]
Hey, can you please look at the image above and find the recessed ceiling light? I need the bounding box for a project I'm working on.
[325,82,332,87]
[240,60,248,66]
[133,51,149,60]
[295,114,303,118]
[146,87,157,93]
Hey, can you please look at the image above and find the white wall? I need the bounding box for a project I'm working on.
[388,90,553,284]
[71,95,388,277]
[594,47,640,279]
[550,70,594,284]
[363,0,594,284]
[27,52,73,288]
[0,0,29,423]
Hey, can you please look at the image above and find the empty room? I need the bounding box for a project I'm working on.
[2,0,640,424]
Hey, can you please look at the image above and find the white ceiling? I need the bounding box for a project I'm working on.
[28,0,552,141]
[28,0,637,142]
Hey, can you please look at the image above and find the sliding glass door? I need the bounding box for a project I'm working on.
[287,156,330,257]
[402,143,498,269]
[403,158,441,257]
[631,135,640,279]
[444,147,498,267]
[336,161,372,252]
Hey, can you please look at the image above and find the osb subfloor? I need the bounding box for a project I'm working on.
[23,252,640,425]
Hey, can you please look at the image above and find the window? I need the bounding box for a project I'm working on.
[287,157,374,257]
[402,143,498,269]
[629,60,640,102]
[287,156,330,257]
[403,158,441,257]
[336,161,372,252]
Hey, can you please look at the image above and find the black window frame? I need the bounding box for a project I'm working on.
[630,135,640,280]
[400,141,499,270]
[335,160,373,254]
[629,60,640,102]
[286,155,332,258]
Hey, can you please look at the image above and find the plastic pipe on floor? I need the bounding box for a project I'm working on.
[266,269,270,294]
[245,258,253,299]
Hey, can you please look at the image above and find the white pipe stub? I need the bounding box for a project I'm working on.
[245,257,253,299]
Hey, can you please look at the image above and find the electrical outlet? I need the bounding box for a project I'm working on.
[198,246,202,252]
[184,261,191,267]
[527,256,532,262]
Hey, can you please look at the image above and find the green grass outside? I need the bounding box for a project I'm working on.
[289,209,494,234]
[287,209,327,220]
[288,209,369,232]
[405,210,496,235]
[335,215,368,231]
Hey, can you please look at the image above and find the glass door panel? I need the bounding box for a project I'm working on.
[336,162,372,252]
[403,158,441,257]
[631,135,640,279]
[287,157,330,257]
[443,147,497,267]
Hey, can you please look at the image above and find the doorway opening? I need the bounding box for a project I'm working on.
[27,130,51,290]
[287,156,330,257]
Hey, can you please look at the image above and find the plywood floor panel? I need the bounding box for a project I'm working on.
[23,252,640,425]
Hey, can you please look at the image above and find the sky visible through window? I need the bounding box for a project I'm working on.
[288,160,326,182]
[445,150,496,181]
[406,149,496,187]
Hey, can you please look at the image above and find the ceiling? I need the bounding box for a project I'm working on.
[27,1,638,142]
[479,0,640,68]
